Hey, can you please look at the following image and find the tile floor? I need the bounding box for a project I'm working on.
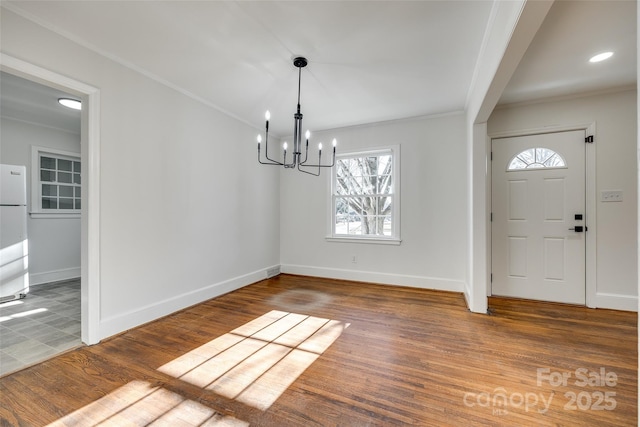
[0,279,82,376]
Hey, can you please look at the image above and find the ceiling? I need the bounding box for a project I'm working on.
[1,71,81,134]
[499,0,636,105]
[0,1,636,136]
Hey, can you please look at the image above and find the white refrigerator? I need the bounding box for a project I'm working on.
[0,164,29,303]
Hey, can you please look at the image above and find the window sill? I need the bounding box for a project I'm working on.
[325,236,402,245]
[30,212,81,219]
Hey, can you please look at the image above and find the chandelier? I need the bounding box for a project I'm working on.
[256,57,336,176]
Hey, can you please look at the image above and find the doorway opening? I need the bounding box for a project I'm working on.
[1,54,101,374]
[0,72,83,375]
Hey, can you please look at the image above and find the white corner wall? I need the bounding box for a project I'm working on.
[464,0,552,313]
[280,113,467,292]
[488,89,638,311]
[0,117,81,285]
[1,9,280,340]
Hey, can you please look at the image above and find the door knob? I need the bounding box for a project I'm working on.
[569,226,584,233]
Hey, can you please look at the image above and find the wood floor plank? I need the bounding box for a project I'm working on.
[0,274,636,426]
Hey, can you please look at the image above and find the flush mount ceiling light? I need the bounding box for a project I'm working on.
[256,57,336,176]
[58,98,82,110]
[589,51,614,63]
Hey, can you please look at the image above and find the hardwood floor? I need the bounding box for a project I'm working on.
[0,274,636,426]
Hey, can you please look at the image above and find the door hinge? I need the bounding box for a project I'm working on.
[490,151,493,161]
[585,135,594,143]
[490,212,493,222]
[490,273,493,283]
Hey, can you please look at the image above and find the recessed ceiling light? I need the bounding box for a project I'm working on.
[589,52,614,63]
[58,98,82,110]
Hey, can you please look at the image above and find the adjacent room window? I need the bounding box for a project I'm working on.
[329,146,400,244]
[508,148,566,170]
[31,146,81,216]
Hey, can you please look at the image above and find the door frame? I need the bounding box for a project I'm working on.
[488,123,596,307]
[1,53,102,344]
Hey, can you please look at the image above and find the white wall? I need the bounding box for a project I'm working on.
[0,117,81,284]
[1,9,280,340]
[280,113,467,292]
[488,89,638,310]
[464,0,553,313]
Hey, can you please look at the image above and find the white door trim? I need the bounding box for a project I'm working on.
[1,53,102,344]
[489,122,596,307]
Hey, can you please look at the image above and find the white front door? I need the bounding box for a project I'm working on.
[491,130,586,304]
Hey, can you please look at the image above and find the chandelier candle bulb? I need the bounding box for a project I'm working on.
[256,135,262,164]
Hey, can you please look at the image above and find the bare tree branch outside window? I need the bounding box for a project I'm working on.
[334,152,393,236]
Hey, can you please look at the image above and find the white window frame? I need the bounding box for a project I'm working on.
[327,144,401,245]
[30,146,81,218]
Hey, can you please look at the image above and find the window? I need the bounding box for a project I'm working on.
[329,146,400,244]
[31,146,81,217]
[508,148,566,170]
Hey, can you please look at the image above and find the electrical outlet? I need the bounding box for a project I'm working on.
[351,255,357,264]
[601,190,623,202]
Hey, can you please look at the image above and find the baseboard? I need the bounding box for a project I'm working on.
[30,267,81,286]
[280,264,465,292]
[463,284,472,311]
[594,292,638,312]
[98,265,280,341]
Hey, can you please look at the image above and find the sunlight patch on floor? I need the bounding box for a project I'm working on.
[46,380,249,427]
[0,307,47,322]
[159,310,350,411]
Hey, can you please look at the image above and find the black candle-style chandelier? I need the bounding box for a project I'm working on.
[256,57,336,176]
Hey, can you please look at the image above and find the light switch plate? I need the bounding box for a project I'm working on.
[601,190,623,202]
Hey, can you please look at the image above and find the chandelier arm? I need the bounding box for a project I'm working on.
[297,162,320,176]
[260,131,284,165]
[299,138,310,164]
[299,151,336,168]
[299,151,321,176]
[282,143,296,168]
[258,156,284,166]
[258,148,284,165]
[299,163,335,168]
[258,150,284,166]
